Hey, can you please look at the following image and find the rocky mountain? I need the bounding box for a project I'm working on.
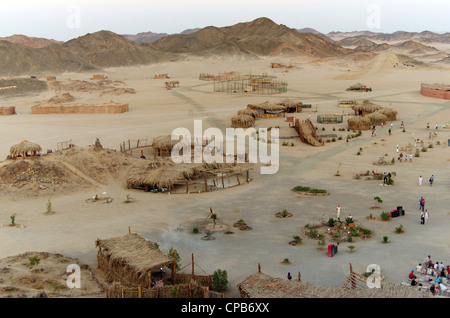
[122,31,169,43]
[0,34,62,48]
[328,30,450,45]
[297,28,335,43]
[355,40,441,55]
[148,17,351,58]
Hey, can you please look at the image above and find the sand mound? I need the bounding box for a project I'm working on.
[0,252,104,298]
[48,93,76,103]
[48,79,135,95]
[0,157,90,196]
[52,146,153,184]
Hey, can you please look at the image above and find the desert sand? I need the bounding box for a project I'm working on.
[0,53,449,298]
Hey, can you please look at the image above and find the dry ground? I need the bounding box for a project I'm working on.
[0,54,449,297]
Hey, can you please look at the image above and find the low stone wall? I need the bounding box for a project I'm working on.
[0,106,16,115]
[420,85,450,100]
[31,102,129,114]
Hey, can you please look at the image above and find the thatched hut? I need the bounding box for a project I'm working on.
[347,82,368,91]
[247,101,286,118]
[276,98,302,113]
[151,135,189,157]
[126,163,201,192]
[366,111,388,126]
[9,140,42,159]
[352,100,381,116]
[231,114,255,128]
[348,116,372,130]
[237,108,258,119]
[377,107,398,121]
[238,268,431,298]
[96,233,176,288]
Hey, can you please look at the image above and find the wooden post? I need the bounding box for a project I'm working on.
[298,272,301,282]
[186,180,189,194]
[350,263,356,289]
[105,285,109,298]
[258,263,261,273]
[236,175,240,185]
[221,177,224,188]
[121,288,124,298]
[192,253,195,280]
[138,285,142,298]
[204,178,207,192]
[148,271,152,289]
[128,140,132,156]
[172,252,177,282]
[128,226,131,234]
[246,170,249,182]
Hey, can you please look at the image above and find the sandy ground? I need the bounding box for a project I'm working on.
[0,54,449,298]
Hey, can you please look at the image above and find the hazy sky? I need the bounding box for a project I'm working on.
[0,0,448,41]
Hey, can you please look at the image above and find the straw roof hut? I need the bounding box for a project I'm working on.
[247,101,286,118]
[231,114,255,128]
[348,116,372,130]
[377,107,398,121]
[126,163,201,191]
[96,233,176,288]
[237,108,258,119]
[366,111,388,126]
[347,82,367,91]
[352,100,381,116]
[277,98,302,113]
[9,140,42,158]
[238,271,431,298]
[151,134,189,157]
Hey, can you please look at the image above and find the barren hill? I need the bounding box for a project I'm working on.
[149,17,352,58]
[355,40,441,56]
[0,34,62,48]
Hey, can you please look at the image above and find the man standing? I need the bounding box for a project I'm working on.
[429,175,434,186]
[336,205,341,221]
[418,176,423,186]
[419,197,425,211]
[420,211,425,224]
[425,210,429,223]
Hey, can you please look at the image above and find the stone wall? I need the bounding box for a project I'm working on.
[0,106,16,115]
[31,102,129,114]
[420,85,450,100]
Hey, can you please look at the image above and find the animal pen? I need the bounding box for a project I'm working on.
[126,162,252,194]
[317,114,343,124]
[213,75,287,95]
[97,233,219,298]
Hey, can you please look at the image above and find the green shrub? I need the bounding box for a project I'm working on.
[328,218,336,227]
[10,214,16,225]
[212,269,228,292]
[29,256,40,266]
[167,247,181,271]
[317,239,326,248]
[383,236,389,243]
[348,245,355,253]
[293,236,302,242]
[395,224,404,233]
[380,211,390,221]
[421,147,427,152]
[192,227,199,234]
[347,234,353,242]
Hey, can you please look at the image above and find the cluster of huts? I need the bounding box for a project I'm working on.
[231,99,302,128]
[347,100,398,130]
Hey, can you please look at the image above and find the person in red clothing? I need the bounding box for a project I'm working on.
[408,270,417,279]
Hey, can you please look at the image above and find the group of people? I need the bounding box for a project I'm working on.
[418,175,435,186]
[418,196,429,224]
[397,152,413,162]
[409,256,450,294]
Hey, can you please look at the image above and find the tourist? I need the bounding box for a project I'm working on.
[429,175,434,186]
[409,154,413,162]
[411,278,418,286]
[416,263,423,272]
[409,270,417,279]
[396,145,399,153]
[430,284,436,294]
[336,205,341,220]
[287,272,292,280]
[420,211,425,225]
[436,122,439,130]
[425,210,429,223]
[388,128,391,135]
[440,283,447,292]
[419,197,425,211]
[400,121,403,129]
[418,176,423,186]
[439,262,445,272]
[427,122,430,129]
[436,276,442,285]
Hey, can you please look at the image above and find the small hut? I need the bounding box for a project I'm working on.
[231,114,255,128]
[348,116,372,130]
[366,112,388,126]
[352,100,381,116]
[9,140,42,159]
[96,233,176,288]
[377,107,398,121]
[151,135,188,157]
[347,82,368,91]
[277,98,302,113]
[237,108,258,119]
[247,102,286,118]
